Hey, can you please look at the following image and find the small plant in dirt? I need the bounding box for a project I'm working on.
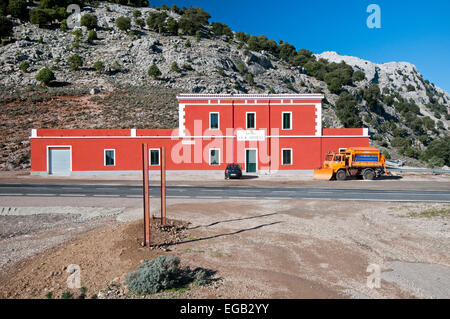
[80,13,98,30]
[147,64,162,79]
[93,61,105,73]
[116,16,131,32]
[125,256,216,295]
[112,60,121,72]
[68,54,83,70]
[61,290,73,299]
[170,61,181,73]
[87,30,98,43]
[77,286,87,299]
[35,67,55,86]
[19,61,29,73]
[45,292,53,299]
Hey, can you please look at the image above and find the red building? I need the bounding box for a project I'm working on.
[30,94,369,175]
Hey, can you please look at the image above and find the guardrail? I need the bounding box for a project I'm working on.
[387,167,450,174]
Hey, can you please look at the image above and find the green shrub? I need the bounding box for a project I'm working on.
[427,156,445,168]
[182,64,193,71]
[80,14,98,30]
[68,54,83,70]
[235,31,250,43]
[244,73,254,85]
[178,7,211,35]
[29,9,51,27]
[133,10,142,19]
[125,256,214,295]
[72,29,82,38]
[185,39,191,47]
[211,22,232,37]
[170,61,180,73]
[166,17,178,34]
[35,67,55,85]
[87,30,97,43]
[363,84,381,112]
[19,61,29,73]
[147,64,162,79]
[112,60,121,72]
[407,84,416,91]
[0,15,13,37]
[135,17,145,29]
[335,92,362,128]
[61,291,73,299]
[60,19,67,31]
[237,63,247,75]
[352,70,366,82]
[8,0,27,20]
[195,30,201,42]
[116,16,131,32]
[146,11,167,33]
[93,60,104,73]
[216,66,225,76]
[420,137,450,166]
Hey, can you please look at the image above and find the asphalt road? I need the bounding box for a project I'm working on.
[0,183,449,203]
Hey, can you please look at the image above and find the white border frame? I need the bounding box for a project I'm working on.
[209,148,221,166]
[246,112,256,129]
[282,112,292,130]
[104,149,116,167]
[209,112,220,130]
[245,148,258,173]
[281,148,293,165]
[149,148,161,166]
[46,145,72,174]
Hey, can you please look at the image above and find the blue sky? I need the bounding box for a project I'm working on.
[150,1,450,92]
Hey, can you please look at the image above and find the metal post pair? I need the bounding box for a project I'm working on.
[142,144,166,247]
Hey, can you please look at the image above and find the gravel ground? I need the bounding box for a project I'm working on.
[0,200,448,299]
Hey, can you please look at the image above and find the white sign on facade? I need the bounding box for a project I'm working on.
[236,130,265,141]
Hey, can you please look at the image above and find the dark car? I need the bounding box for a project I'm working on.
[225,164,242,179]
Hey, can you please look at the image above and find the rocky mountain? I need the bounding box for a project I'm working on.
[0,2,449,170]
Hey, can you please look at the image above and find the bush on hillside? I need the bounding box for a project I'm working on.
[147,64,161,79]
[35,67,55,85]
[211,22,232,37]
[68,54,83,70]
[0,15,13,36]
[335,92,362,128]
[146,11,167,33]
[80,13,98,30]
[178,7,210,35]
[116,16,131,32]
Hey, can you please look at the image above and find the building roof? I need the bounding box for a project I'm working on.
[176,93,324,100]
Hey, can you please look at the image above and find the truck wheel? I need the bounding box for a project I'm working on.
[336,169,347,181]
[363,169,375,180]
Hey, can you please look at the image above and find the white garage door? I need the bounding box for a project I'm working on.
[49,148,71,174]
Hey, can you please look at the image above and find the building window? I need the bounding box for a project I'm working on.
[282,149,292,165]
[282,112,292,130]
[210,112,219,130]
[150,149,160,166]
[246,112,256,129]
[104,149,115,166]
[209,149,220,166]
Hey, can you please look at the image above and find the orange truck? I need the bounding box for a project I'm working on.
[313,147,390,181]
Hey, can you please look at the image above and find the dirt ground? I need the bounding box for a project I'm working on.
[0,199,448,299]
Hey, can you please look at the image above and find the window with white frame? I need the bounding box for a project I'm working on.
[246,112,256,129]
[282,149,292,165]
[282,112,292,130]
[209,149,220,165]
[210,112,219,130]
[104,149,115,166]
[150,149,160,166]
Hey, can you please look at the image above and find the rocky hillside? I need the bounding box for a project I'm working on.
[0,2,449,170]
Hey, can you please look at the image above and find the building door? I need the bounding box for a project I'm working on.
[49,148,71,175]
[246,149,257,173]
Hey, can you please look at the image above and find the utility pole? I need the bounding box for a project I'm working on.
[142,143,150,247]
[160,146,166,226]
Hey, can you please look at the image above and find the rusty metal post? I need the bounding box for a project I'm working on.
[142,143,150,247]
[160,146,166,226]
